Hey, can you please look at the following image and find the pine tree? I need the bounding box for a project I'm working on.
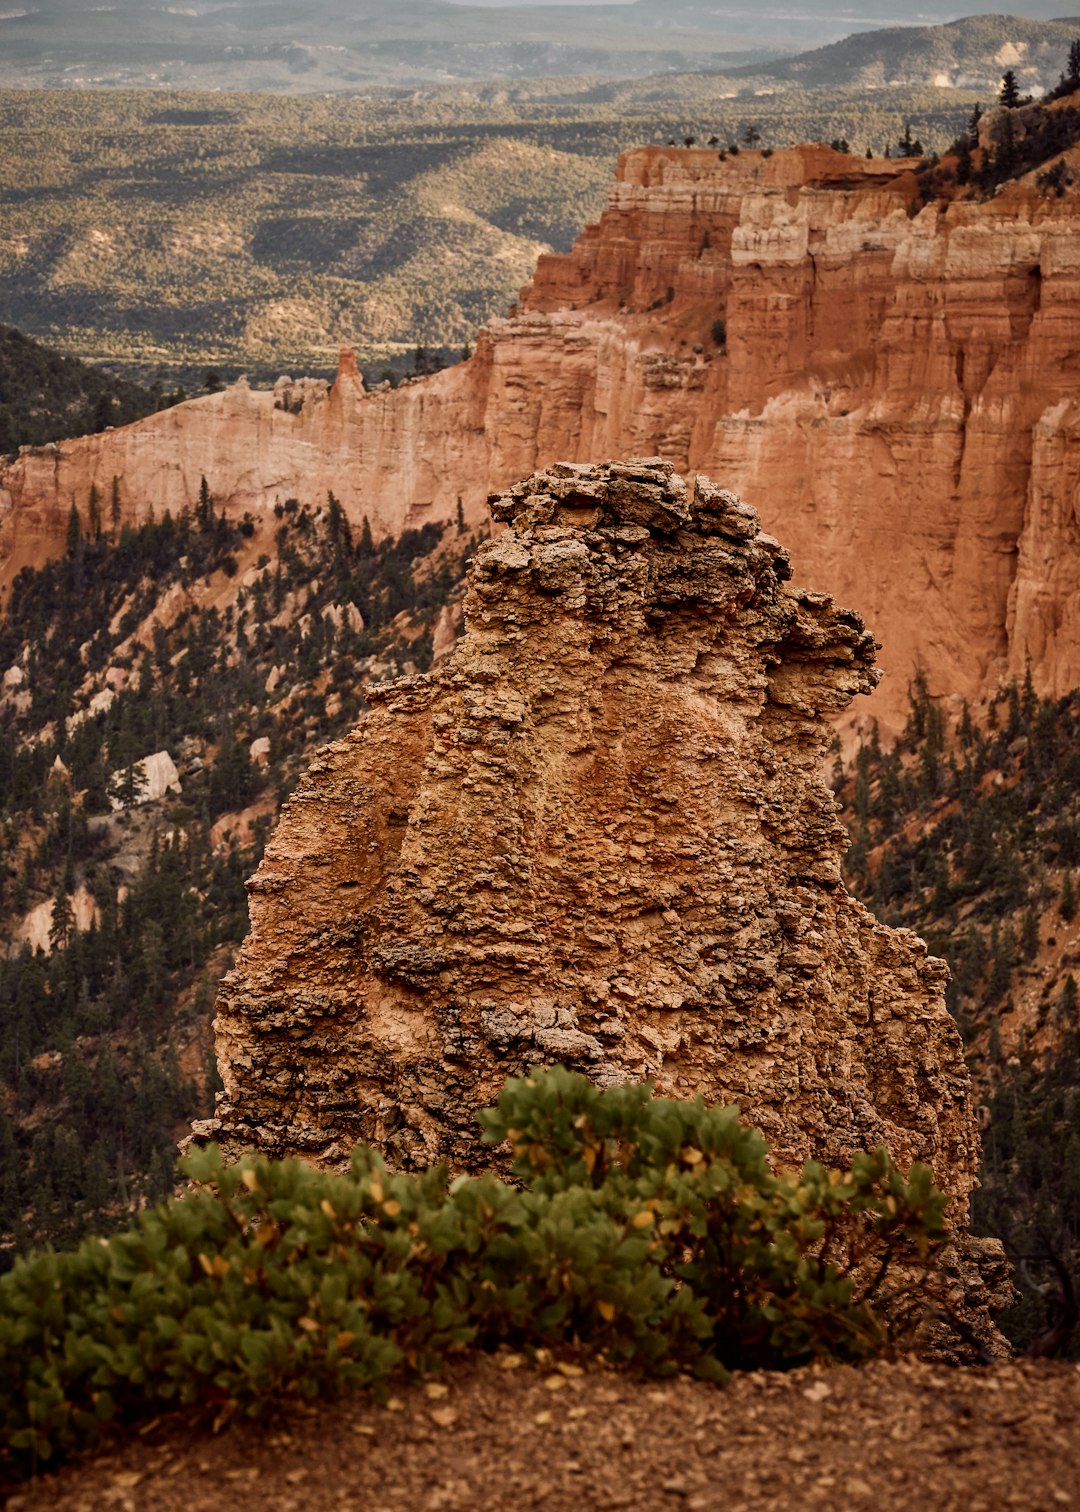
[65,502,86,596]
[65,501,81,558]
[87,482,101,540]
[196,475,213,531]
[1000,69,1021,109]
[955,135,973,186]
[49,883,74,951]
[959,700,974,747]
[1069,38,1080,88]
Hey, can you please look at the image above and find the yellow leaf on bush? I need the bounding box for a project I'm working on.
[597,1300,615,1322]
[297,1317,320,1333]
[320,1199,336,1220]
[336,1332,355,1350]
[383,1200,402,1217]
[241,1169,259,1192]
[631,1211,654,1230]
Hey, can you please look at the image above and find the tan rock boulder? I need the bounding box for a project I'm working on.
[214,460,979,1226]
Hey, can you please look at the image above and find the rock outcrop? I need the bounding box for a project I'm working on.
[213,460,980,1217]
[7,142,1080,725]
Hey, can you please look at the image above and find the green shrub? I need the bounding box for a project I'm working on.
[0,1068,948,1478]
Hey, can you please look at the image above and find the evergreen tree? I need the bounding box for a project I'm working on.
[49,882,74,952]
[196,475,213,532]
[65,501,82,558]
[955,135,973,185]
[87,483,102,541]
[65,502,85,594]
[1000,70,1021,109]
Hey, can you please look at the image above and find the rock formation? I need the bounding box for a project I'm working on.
[213,460,980,1222]
[6,142,1080,725]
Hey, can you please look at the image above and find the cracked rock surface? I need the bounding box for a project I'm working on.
[213,459,978,1220]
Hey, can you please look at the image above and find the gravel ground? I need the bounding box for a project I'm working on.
[8,1354,1080,1512]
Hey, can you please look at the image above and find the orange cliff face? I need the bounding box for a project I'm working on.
[4,142,1080,729]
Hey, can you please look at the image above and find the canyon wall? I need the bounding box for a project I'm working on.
[212,461,980,1219]
[5,142,1080,726]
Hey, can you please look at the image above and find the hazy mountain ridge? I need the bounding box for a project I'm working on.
[733,13,1080,94]
[0,0,1073,90]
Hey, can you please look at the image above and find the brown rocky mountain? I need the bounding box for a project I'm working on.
[4,128,1080,732]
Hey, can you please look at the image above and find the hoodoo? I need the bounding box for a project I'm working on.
[212,460,982,1227]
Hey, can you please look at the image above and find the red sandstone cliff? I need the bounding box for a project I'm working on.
[4,142,1080,727]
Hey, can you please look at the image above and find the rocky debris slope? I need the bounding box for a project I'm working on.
[212,460,980,1226]
[6,143,1080,725]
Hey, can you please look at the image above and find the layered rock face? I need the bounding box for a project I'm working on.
[6,143,1080,725]
[214,460,979,1214]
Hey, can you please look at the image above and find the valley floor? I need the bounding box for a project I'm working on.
[10,1354,1080,1512]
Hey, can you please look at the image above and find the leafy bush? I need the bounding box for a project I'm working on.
[0,1068,948,1477]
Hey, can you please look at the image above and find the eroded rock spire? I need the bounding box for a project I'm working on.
[210,459,979,1221]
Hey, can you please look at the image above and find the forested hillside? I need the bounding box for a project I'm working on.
[837,680,1080,1349]
[0,326,163,455]
[0,485,478,1259]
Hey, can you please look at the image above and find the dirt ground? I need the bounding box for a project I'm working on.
[8,1354,1080,1512]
